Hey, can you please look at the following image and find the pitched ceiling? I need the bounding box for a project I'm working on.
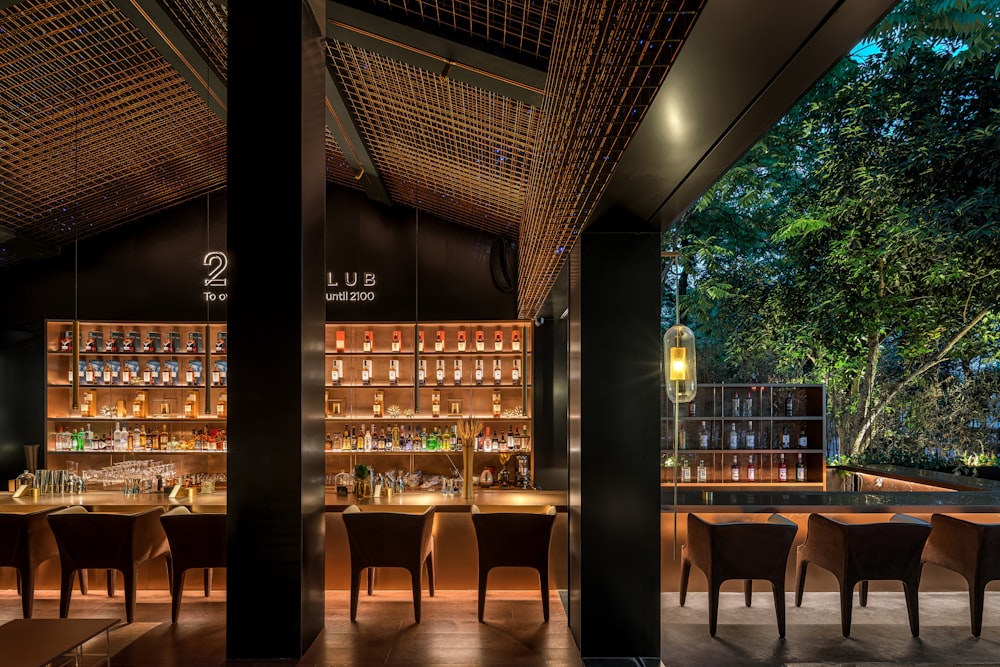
[0,0,899,317]
[0,0,704,318]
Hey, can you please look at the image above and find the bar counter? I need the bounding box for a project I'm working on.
[0,488,569,595]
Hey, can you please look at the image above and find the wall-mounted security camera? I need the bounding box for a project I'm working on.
[533,317,545,327]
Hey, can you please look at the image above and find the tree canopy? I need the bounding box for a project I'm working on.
[670,0,1000,460]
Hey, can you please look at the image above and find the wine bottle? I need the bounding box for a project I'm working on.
[747,455,756,482]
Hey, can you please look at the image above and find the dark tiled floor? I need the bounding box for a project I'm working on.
[2,587,1000,666]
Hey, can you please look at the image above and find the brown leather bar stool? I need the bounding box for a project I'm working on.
[921,513,1000,637]
[47,506,171,623]
[0,507,66,618]
[795,512,931,637]
[159,506,227,623]
[341,504,435,623]
[470,504,557,623]
[679,512,798,637]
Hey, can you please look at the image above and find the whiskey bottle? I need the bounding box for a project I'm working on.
[388,359,398,385]
[363,424,373,452]
[747,455,756,482]
[418,359,426,386]
[342,425,352,451]
[474,359,484,385]
[796,454,807,482]
[355,425,365,451]
[361,359,371,386]
[778,453,788,482]
[511,358,521,385]
[698,421,709,450]
[435,359,445,386]
[730,455,740,482]
[158,427,169,450]
[697,459,707,483]
[493,359,502,385]
[453,359,462,385]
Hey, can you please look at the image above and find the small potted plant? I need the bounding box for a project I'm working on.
[354,463,371,499]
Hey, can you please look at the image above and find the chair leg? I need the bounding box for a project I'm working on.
[410,569,422,624]
[859,580,869,607]
[106,568,116,597]
[771,581,786,638]
[970,581,985,637]
[171,569,187,624]
[18,567,34,619]
[744,579,753,607]
[902,579,920,637]
[794,559,808,607]
[679,557,691,607]
[349,568,362,621]
[123,569,137,624]
[59,567,76,619]
[367,568,375,596]
[426,552,435,597]
[839,580,854,638]
[478,568,489,622]
[538,567,550,623]
[708,581,721,637]
[204,568,213,597]
[78,570,88,595]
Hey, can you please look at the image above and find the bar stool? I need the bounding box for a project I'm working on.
[921,513,1000,637]
[0,507,65,618]
[341,504,435,623]
[679,512,798,637]
[795,512,931,637]
[47,506,171,623]
[470,504,557,622]
[159,506,227,623]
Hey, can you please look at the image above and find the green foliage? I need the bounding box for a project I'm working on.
[669,0,1000,462]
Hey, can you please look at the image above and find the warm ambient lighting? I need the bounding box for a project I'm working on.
[664,323,697,403]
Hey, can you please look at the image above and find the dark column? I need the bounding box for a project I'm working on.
[226,1,327,660]
[568,211,661,663]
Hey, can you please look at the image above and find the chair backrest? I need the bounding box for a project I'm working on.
[48,506,168,569]
[470,504,556,569]
[0,507,63,567]
[341,505,435,569]
[809,512,931,578]
[687,512,798,577]
[160,506,227,570]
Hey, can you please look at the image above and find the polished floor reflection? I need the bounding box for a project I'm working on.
[0,588,583,667]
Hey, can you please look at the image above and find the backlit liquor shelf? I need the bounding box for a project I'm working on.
[662,383,828,490]
[44,320,533,480]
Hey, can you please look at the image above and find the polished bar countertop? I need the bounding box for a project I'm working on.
[0,488,567,512]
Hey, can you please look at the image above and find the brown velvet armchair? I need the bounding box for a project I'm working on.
[679,512,798,637]
[0,507,65,617]
[48,506,171,623]
[341,504,436,623]
[160,506,227,623]
[795,513,931,637]
[921,513,1000,637]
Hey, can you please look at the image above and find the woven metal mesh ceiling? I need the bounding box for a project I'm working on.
[0,0,704,317]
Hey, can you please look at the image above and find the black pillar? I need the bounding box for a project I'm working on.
[226,1,327,660]
[568,213,661,663]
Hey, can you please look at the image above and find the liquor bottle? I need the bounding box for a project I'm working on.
[363,425,373,452]
[785,391,794,417]
[491,428,499,452]
[731,391,741,417]
[747,455,756,482]
[452,425,460,452]
[377,429,386,451]
[730,455,740,482]
[522,424,530,451]
[475,359,484,385]
[745,421,756,449]
[681,457,691,483]
[744,390,753,417]
[778,453,788,482]
[475,330,485,351]
[453,359,462,385]
[388,360,398,385]
[456,330,466,351]
[728,423,739,449]
[113,421,123,449]
[69,428,80,451]
[391,423,400,452]
[342,425,352,451]
[331,360,342,385]
[797,426,808,448]
[435,360,445,386]
[356,425,365,451]
[216,393,227,417]
[698,421,709,449]
[145,425,155,451]
[132,424,141,451]
[697,459,707,483]
[125,425,134,451]
[677,423,686,449]
[781,425,791,448]
[418,359,426,386]
[493,359,502,385]
[796,454,807,482]
[159,427,169,450]
[511,358,521,385]
[435,330,445,352]
[687,400,697,417]
[361,359,371,386]
[84,423,94,450]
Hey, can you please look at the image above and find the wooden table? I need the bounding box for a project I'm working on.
[0,617,119,667]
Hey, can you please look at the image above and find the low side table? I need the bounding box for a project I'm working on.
[0,617,120,667]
